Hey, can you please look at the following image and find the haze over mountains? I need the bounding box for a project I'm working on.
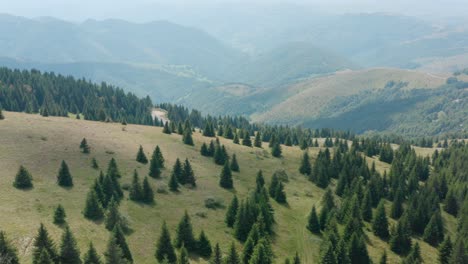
[0,10,467,136]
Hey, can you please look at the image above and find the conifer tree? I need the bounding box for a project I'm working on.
[389,217,412,255]
[361,189,373,222]
[378,251,387,264]
[163,122,171,134]
[307,206,321,234]
[292,252,300,264]
[13,165,33,189]
[148,146,165,178]
[438,236,452,264]
[248,238,272,264]
[335,239,350,264]
[443,190,458,217]
[271,142,282,157]
[83,242,101,264]
[104,235,126,264]
[0,108,4,120]
[299,152,312,175]
[183,128,194,146]
[449,239,467,264]
[225,195,239,228]
[107,158,122,179]
[59,227,81,264]
[37,249,53,264]
[105,199,125,232]
[423,210,444,246]
[214,144,227,165]
[256,170,265,190]
[136,145,148,164]
[178,245,190,264]
[274,182,287,204]
[210,243,222,264]
[169,172,179,192]
[112,225,132,263]
[83,189,104,220]
[242,132,252,147]
[0,231,19,264]
[80,138,90,154]
[57,160,74,187]
[33,224,58,264]
[175,211,196,251]
[182,159,196,187]
[219,161,233,189]
[233,134,240,144]
[402,243,422,264]
[347,233,370,264]
[171,158,183,184]
[225,243,240,264]
[390,189,404,219]
[53,204,66,225]
[372,200,389,240]
[155,222,177,264]
[320,242,337,264]
[268,174,280,198]
[129,170,142,202]
[196,230,212,258]
[254,132,262,148]
[141,177,155,204]
[200,143,210,156]
[91,158,99,169]
[230,154,239,172]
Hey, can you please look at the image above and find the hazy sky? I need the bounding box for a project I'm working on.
[2,0,467,22]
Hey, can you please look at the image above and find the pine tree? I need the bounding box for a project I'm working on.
[347,233,370,264]
[248,238,273,264]
[53,204,66,225]
[178,245,190,264]
[200,143,210,156]
[299,152,311,175]
[129,170,142,202]
[307,206,321,234]
[274,181,287,204]
[230,154,240,172]
[271,142,282,158]
[256,171,265,190]
[169,173,179,192]
[242,132,252,147]
[56,160,74,187]
[361,189,373,222]
[196,230,212,258]
[449,239,467,264]
[335,239,350,264]
[183,128,194,146]
[155,222,177,264]
[163,122,171,134]
[390,189,404,219]
[225,243,240,264]
[443,190,458,217]
[214,144,227,165]
[233,134,240,144]
[136,145,148,164]
[107,158,122,179]
[91,158,99,169]
[37,249,53,264]
[225,196,239,228]
[112,225,133,263]
[149,146,165,178]
[320,242,337,264]
[175,211,196,251]
[59,227,82,264]
[83,189,104,220]
[172,158,183,184]
[210,243,222,264]
[372,200,389,240]
[33,224,58,264]
[268,174,279,198]
[254,132,262,148]
[402,243,422,264]
[83,242,102,264]
[182,159,196,187]
[389,217,412,255]
[0,231,19,264]
[104,235,126,264]
[80,138,90,154]
[13,165,33,189]
[438,236,452,264]
[219,161,233,189]
[105,199,124,231]
[141,177,155,204]
[423,210,444,246]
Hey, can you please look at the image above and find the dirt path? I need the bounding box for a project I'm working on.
[151,108,169,124]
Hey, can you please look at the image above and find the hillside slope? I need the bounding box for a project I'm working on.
[0,112,453,263]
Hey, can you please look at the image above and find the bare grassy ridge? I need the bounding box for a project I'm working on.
[0,112,453,263]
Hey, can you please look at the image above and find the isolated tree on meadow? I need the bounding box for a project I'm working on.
[230,154,239,172]
[299,151,311,175]
[57,160,73,187]
[196,230,212,258]
[307,206,320,234]
[13,165,33,189]
[136,145,148,164]
[53,204,66,225]
[219,161,233,189]
[254,132,262,148]
[80,138,90,154]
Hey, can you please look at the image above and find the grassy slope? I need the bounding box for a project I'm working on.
[0,112,454,263]
[251,68,447,124]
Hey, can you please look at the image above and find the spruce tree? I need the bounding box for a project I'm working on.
[104,235,126,264]
[169,172,179,192]
[0,108,4,120]
[105,199,124,231]
[256,171,265,190]
[214,144,227,165]
[402,243,422,264]
[83,242,102,264]
[242,132,252,147]
[293,252,300,264]
[248,238,272,264]
[182,159,196,187]
[320,242,337,264]
[443,190,458,217]
[136,145,148,164]
[268,174,279,198]
[33,224,58,264]
[271,142,282,158]
[390,188,404,219]
[183,128,194,146]
[91,158,99,169]
[233,134,240,144]
[423,210,444,246]
[112,225,132,263]
[210,243,222,264]
[449,239,467,264]
[389,217,412,255]
[196,230,212,258]
[13,165,33,189]
[53,204,66,225]
[172,158,183,184]
[80,138,90,154]
[200,143,210,156]
[142,177,155,204]
[254,132,262,148]
[335,239,350,264]
[155,222,177,264]
[178,245,190,264]
[274,181,287,204]
[59,227,82,264]
[219,161,233,189]
[225,195,239,228]
[163,122,171,134]
[347,233,370,264]
[361,189,373,222]
[175,211,196,251]
[57,160,73,187]
[149,146,165,178]
[299,152,311,175]
[438,236,452,264]
[372,200,389,240]
[83,189,104,220]
[37,249,53,264]
[129,170,142,202]
[230,154,240,172]
[0,231,19,264]
[307,206,321,234]
[225,243,240,264]
[379,251,387,264]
